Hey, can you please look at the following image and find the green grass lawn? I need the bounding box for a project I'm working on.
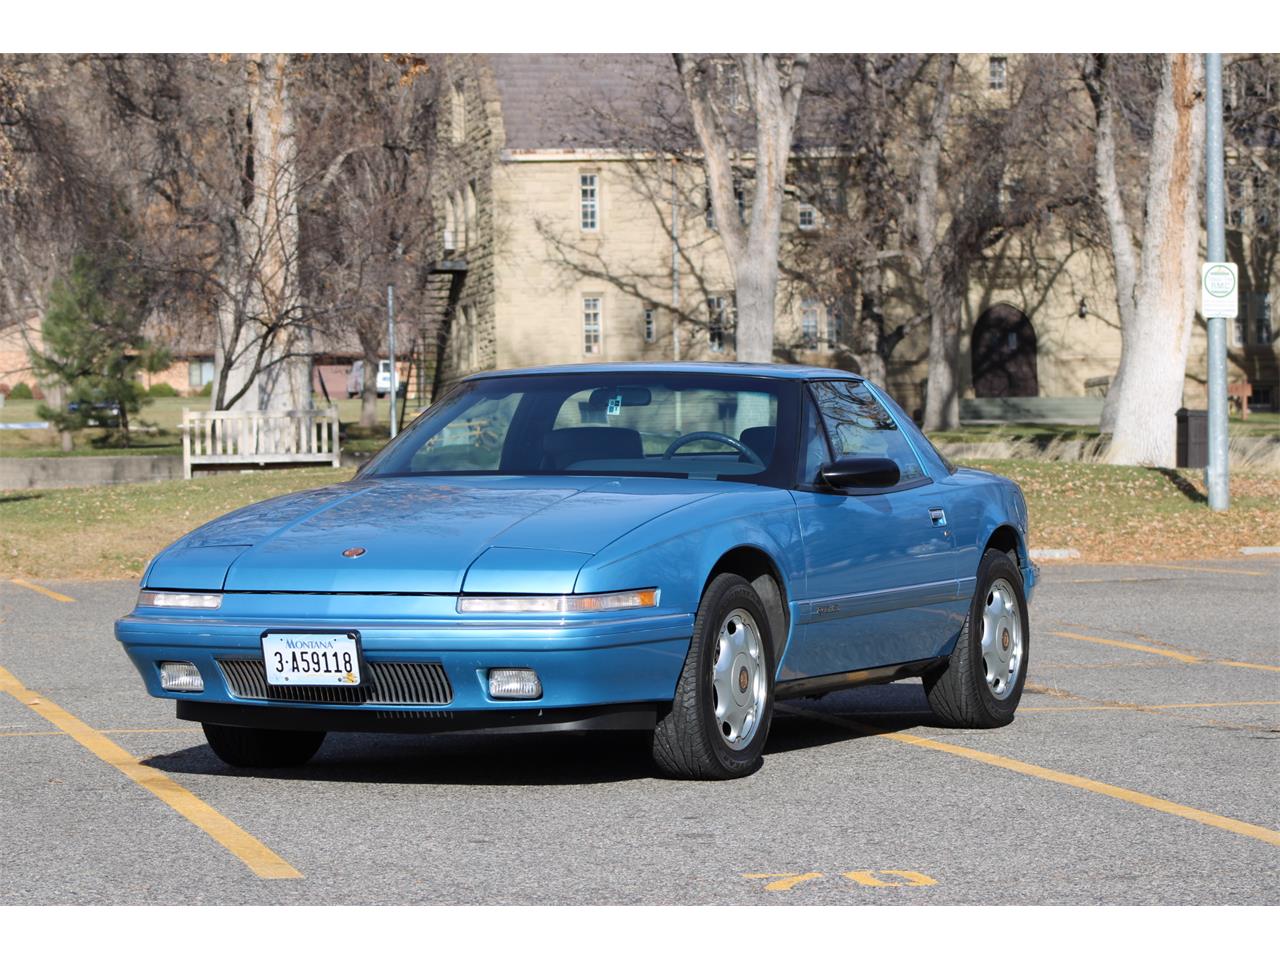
[2,459,1278,581]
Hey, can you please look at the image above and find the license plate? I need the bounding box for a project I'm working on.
[262,632,361,686]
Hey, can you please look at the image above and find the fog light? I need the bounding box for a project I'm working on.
[488,668,541,700]
[159,661,203,692]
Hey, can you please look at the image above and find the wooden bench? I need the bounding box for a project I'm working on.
[182,407,342,479]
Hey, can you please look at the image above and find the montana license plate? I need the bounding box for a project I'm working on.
[262,632,361,686]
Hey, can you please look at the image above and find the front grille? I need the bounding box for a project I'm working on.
[217,658,453,706]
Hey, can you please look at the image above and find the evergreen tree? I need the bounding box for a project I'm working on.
[31,254,169,446]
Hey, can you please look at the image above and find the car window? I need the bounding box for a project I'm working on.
[363,372,794,486]
[809,380,926,484]
[798,392,831,486]
[407,391,522,472]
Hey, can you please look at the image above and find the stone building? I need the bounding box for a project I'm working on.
[425,53,1278,417]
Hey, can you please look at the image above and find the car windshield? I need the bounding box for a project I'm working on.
[363,372,792,484]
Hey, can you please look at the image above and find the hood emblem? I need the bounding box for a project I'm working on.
[342,547,366,558]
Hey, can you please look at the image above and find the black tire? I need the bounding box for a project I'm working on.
[924,548,1030,728]
[651,573,775,780]
[202,723,326,768]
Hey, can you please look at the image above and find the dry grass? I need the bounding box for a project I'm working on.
[2,461,1278,581]
[969,459,1280,564]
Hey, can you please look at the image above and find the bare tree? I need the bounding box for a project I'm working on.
[1083,54,1206,465]
[298,54,436,427]
[674,53,810,362]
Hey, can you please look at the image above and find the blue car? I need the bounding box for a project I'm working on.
[116,363,1035,779]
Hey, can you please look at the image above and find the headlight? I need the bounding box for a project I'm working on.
[137,591,223,610]
[457,588,659,614]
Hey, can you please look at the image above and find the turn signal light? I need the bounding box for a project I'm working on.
[457,588,659,615]
[138,591,222,610]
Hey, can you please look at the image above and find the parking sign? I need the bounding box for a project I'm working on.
[1200,262,1238,319]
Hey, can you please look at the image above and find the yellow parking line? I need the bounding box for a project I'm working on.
[1051,631,1202,663]
[1130,563,1267,577]
[778,704,1280,848]
[1051,631,1280,672]
[0,664,301,880]
[10,579,75,603]
[1022,700,1280,713]
[1218,660,1280,674]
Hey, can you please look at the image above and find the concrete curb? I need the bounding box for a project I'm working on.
[1029,548,1081,560]
[1239,546,1280,555]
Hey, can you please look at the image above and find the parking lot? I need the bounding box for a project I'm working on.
[1,558,1276,905]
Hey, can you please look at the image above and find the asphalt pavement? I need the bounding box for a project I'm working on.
[1,558,1276,904]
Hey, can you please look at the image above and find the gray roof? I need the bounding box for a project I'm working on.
[484,54,679,152]
[482,54,843,153]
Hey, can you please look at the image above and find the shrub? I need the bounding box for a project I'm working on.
[197,381,213,397]
[8,382,33,400]
[148,382,179,398]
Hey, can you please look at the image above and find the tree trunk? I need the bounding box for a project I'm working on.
[918,55,959,432]
[1083,55,1141,434]
[733,236,781,363]
[922,268,965,432]
[675,54,809,365]
[359,334,379,428]
[1106,55,1205,467]
[217,54,309,413]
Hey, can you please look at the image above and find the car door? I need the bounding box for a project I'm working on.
[782,379,965,681]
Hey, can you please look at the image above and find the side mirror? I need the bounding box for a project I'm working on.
[820,456,900,490]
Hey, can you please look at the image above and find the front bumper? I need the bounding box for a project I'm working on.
[115,593,694,727]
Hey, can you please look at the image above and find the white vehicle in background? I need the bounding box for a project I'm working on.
[347,360,394,399]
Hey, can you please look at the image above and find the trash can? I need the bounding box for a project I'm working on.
[1175,408,1208,469]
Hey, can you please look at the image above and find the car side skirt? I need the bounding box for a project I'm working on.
[774,656,944,700]
[177,700,664,735]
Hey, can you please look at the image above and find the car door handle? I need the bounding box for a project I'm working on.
[928,507,947,527]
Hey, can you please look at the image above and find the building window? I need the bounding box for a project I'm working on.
[643,307,656,344]
[444,195,458,252]
[705,182,716,230]
[583,296,602,355]
[580,173,599,231]
[451,81,466,143]
[801,300,820,349]
[1258,294,1273,345]
[707,295,733,353]
[188,359,214,389]
[825,306,840,350]
[798,203,817,231]
[1233,317,1247,347]
[734,180,747,224]
[988,56,1007,92]
[465,181,478,247]
[464,305,479,369]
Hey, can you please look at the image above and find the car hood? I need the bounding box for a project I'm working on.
[147,475,725,594]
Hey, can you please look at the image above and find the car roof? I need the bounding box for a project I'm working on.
[464,361,864,382]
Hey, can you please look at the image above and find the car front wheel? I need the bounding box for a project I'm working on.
[651,573,775,779]
[924,548,1029,727]
[202,723,327,768]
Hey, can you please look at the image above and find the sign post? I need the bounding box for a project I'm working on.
[387,284,398,440]
[1203,53,1229,512]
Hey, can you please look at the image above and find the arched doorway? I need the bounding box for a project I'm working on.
[971,305,1039,397]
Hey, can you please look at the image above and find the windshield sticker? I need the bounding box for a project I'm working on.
[606,395,623,416]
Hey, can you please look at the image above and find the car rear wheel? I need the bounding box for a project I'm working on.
[924,548,1029,727]
[651,573,775,779]
[202,723,327,768]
